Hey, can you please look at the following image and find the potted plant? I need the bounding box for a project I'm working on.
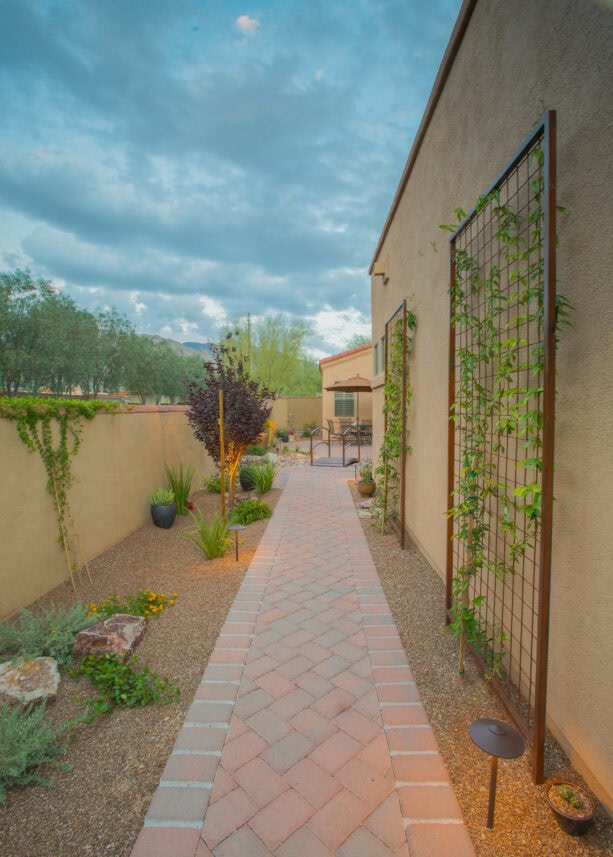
[546,781,595,836]
[357,460,376,496]
[148,488,177,529]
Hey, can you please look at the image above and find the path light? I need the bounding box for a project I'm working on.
[469,718,525,828]
[228,524,245,561]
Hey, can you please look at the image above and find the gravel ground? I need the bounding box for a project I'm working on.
[0,482,283,857]
[352,486,613,857]
[1,462,611,857]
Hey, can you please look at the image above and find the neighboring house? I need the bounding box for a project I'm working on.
[319,344,373,430]
[369,0,612,810]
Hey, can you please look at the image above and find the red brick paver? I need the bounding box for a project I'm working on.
[130,466,475,857]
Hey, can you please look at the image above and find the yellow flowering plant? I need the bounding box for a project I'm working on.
[86,588,178,621]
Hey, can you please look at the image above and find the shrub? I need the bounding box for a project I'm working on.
[301,421,319,437]
[72,654,180,717]
[238,464,258,491]
[164,462,196,515]
[148,487,175,505]
[203,473,229,493]
[0,604,95,670]
[230,499,272,526]
[187,509,231,558]
[245,444,267,456]
[251,459,279,494]
[86,589,177,621]
[0,703,68,803]
[275,428,290,442]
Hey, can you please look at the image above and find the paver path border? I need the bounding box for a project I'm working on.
[131,466,476,857]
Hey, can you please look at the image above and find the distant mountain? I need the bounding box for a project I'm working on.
[183,341,213,355]
[145,335,202,358]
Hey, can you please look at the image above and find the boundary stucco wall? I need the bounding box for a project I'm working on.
[370,0,613,808]
[1,407,214,620]
[269,396,322,433]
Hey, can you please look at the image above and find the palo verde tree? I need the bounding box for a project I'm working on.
[186,333,276,504]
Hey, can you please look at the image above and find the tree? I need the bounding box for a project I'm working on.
[0,269,55,395]
[120,333,161,404]
[229,314,320,395]
[345,333,371,350]
[186,333,275,503]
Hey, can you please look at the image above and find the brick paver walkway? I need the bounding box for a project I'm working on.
[131,466,476,857]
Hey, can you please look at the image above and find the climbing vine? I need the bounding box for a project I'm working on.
[0,397,118,588]
[444,148,571,680]
[375,308,417,536]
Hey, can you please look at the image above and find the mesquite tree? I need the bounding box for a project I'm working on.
[186,333,275,504]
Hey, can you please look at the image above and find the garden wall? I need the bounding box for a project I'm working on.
[369,0,613,808]
[270,395,322,434]
[1,406,214,620]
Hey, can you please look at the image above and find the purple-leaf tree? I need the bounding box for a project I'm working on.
[186,332,276,504]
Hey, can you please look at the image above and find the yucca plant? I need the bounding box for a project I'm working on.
[186,509,231,559]
[165,462,196,515]
[251,459,279,494]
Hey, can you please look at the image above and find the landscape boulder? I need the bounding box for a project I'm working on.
[72,613,147,661]
[0,657,60,705]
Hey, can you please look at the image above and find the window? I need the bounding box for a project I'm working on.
[374,343,379,375]
[334,392,355,417]
[380,334,386,372]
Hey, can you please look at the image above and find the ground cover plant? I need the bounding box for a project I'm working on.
[0,604,95,669]
[86,589,177,621]
[0,703,68,804]
[230,498,272,525]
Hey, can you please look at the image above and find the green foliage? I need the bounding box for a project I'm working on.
[0,604,95,670]
[558,785,584,811]
[275,428,290,442]
[187,509,231,558]
[204,473,229,493]
[0,396,117,568]
[228,314,321,395]
[86,588,177,621]
[0,703,68,802]
[230,499,272,525]
[301,421,319,437]
[164,462,195,514]
[72,654,179,717]
[251,458,279,494]
[444,155,572,680]
[344,333,371,349]
[376,310,417,531]
[245,444,267,456]
[147,487,175,505]
[238,463,258,490]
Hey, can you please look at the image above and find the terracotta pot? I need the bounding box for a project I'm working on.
[546,782,595,836]
[357,481,376,496]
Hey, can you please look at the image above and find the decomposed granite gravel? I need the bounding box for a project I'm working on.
[0,463,611,857]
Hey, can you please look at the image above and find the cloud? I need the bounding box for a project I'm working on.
[235,14,260,35]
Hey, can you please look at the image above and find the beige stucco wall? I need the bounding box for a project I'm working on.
[1,407,214,620]
[370,0,613,808]
[269,396,322,434]
[320,345,373,428]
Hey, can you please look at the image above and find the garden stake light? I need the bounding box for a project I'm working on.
[469,717,525,828]
[229,524,245,561]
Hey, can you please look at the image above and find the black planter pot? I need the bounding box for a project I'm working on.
[150,502,177,529]
[239,466,257,492]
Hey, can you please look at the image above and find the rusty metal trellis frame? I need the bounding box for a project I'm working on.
[384,300,409,548]
[446,112,557,783]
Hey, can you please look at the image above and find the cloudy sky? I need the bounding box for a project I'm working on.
[0,0,462,358]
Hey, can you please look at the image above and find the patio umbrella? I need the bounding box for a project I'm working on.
[324,374,372,458]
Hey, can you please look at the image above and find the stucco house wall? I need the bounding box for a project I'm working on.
[369,0,613,809]
[319,344,373,429]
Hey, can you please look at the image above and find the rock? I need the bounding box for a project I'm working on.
[0,657,60,705]
[72,614,147,661]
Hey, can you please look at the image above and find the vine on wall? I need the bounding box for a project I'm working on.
[376,308,417,536]
[0,397,117,588]
[444,149,571,681]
